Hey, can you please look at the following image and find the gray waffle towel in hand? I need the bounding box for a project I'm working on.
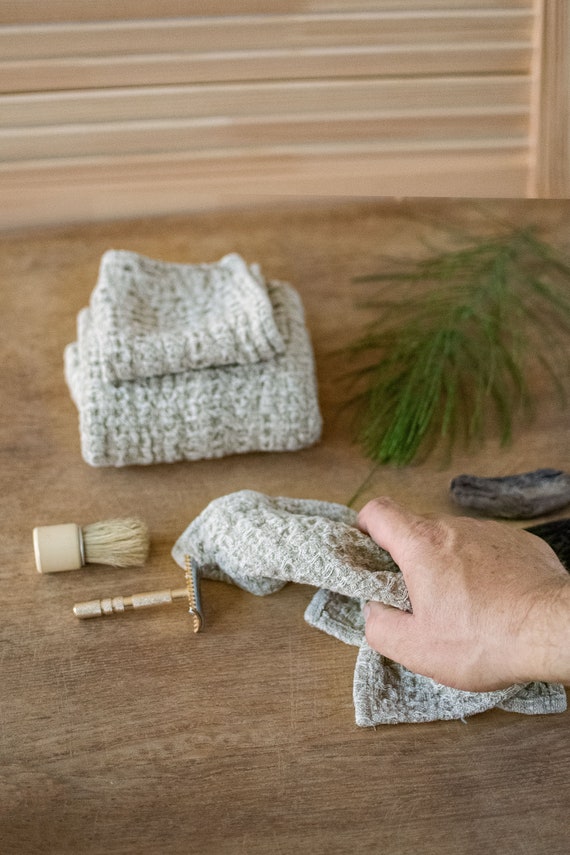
[172,490,567,726]
[64,252,321,467]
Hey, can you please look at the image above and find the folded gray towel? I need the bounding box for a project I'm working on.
[90,250,285,383]
[172,490,567,726]
[65,280,321,467]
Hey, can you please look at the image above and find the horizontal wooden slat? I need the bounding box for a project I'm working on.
[0,147,530,231]
[0,11,534,60]
[0,76,531,128]
[0,108,529,162]
[0,10,535,94]
[0,1,535,26]
[0,44,533,94]
[0,140,531,180]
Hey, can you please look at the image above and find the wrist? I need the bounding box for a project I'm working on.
[518,577,570,685]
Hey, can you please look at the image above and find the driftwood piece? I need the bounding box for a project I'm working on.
[450,468,570,519]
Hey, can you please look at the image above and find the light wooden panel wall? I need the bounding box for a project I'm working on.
[0,0,563,230]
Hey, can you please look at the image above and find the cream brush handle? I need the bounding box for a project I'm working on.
[33,524,83,573]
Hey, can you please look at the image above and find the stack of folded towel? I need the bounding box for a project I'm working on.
[64,251,322,466]
[172,491,567,726]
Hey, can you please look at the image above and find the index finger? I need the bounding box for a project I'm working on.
[357,496,425,568]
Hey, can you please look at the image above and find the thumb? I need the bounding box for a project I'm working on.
[363,600,416,664]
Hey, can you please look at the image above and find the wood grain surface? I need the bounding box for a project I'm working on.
[0,199,568,854]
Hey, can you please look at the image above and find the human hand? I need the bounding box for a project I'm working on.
[358,497,570,691]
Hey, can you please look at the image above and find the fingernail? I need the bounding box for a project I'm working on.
[362,603,371,620]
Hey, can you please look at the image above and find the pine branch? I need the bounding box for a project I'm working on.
[345,228,570,467]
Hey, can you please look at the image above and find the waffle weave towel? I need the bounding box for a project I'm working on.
[64,256,321,467]
[90,250,286,383]
[172,490,567,726]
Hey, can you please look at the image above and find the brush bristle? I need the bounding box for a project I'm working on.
[82,518,149,567]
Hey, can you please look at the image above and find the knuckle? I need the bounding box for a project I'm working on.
[360,496,392,517]
[409,517,451,551]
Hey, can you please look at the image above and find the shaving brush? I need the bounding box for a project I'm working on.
[33,517,150,574]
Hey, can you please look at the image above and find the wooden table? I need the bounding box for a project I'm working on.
[1,199,569,854]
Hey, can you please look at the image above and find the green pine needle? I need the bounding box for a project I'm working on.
[346,229,570,466]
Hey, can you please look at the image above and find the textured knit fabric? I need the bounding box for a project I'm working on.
[172,490,410,607]
[172,490,567,726]
[90,250,285,383]
[65,278,322,467]
[304,587,566,724]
